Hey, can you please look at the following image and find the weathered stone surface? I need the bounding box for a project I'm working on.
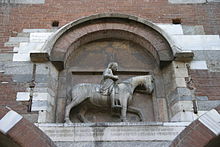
[5,62,57,83]
[172,61,186,68]
[182,25,205,35]
[192,50,220,61]
[23,29,56,33]
[56,98,66,123]
[171,111,194,121]
[14,42,44,54]
[190,61,208,70]
[171,101,193,116]
[196,96,209,101]
[168,88,192,105]
[30,33,53,43]
[175,78,186,87]
[16,92,52,102]
[32,100,50,111]
[38,110,53,123]
[17,32,30,37]
[57,77,66,98]
[198,101,220,111]
[38,123,186,142]
[173,66,188,78]
[4,62,33,75]
[171,111,207,122]
[0,62,4,72]
[157,98,169,121]
[207,60,220,72]
[13,54,30,61]
[4,42,20,47]
[157,24,183,35]
[0,54,12,61]
[172,35,220,51]
[55,141,171,147]
[8,37,29,43]
[22,113,38,123]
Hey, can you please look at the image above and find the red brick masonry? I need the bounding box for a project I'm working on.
[0,107,56,147]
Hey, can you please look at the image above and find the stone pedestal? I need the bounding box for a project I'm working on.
[36,122,189,146]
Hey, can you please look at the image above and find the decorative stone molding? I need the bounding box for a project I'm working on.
[34,13,193,70]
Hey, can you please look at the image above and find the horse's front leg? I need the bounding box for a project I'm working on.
[121,106,128,122]
[120,99,128,122]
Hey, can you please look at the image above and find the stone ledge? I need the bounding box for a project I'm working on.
[36,122,190,127]
[37,122,187,142]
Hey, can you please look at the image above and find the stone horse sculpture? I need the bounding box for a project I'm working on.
[65,75,154,123]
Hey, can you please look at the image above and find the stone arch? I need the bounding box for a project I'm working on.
[170,105,220,147]
[41,13,183,70]
[0,107,56,147]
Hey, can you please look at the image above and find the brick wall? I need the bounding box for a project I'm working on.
[190,70,220,100]
[0,0,220,52]
[189,69,220,112]
[0,73,29,114]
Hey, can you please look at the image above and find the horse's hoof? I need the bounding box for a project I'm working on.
[121,117,128,122]
[65,118,72,124]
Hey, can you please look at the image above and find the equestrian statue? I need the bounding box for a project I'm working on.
[65,62,154,123]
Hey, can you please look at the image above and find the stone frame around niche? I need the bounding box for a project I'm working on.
[30,13,194,123]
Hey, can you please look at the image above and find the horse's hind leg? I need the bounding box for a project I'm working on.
[65,97,88,123]
[78,105,89,123]
[65,101,75,123]
[127,106,144,121]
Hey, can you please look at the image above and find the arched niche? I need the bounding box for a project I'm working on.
[34,13,193,123]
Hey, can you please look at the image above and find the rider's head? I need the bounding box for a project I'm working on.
[108,62,118,71]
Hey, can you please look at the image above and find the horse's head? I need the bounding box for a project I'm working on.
[143,75,154,94]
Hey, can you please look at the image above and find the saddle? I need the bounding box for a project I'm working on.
[97,84,122,110]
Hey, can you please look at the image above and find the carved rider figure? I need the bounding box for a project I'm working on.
[100,62,119,96]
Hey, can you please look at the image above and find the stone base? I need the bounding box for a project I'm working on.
[55,141,171,147]
[36,122,189,142]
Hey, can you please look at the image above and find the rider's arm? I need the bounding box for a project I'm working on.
[103,69,118,80]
